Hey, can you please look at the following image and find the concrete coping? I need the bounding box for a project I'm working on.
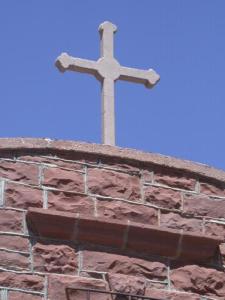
[0,138,224,183]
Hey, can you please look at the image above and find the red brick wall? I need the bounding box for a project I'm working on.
[0,139,224,299]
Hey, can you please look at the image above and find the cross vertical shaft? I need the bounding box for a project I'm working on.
[55,21,160,146]
[101,78,115,145]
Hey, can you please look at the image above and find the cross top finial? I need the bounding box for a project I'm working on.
[55,21,160,146]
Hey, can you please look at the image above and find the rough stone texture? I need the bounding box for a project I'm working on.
[48,274,108,300]
[0,271,44,291]
[160,212,202,233]
[96,198,158,225]
[204,221,225,240]
[43,167,84,192]
[153,168,196,191]
[0,249,29,270]
[0,209,23,233]
[171,265,225,298]
[88,168,141,200]
[144,186,182,209]
[5,182,42,209]
[8,291,43,300]
[183,194,225,218]
[1,138,225,299]
[145,289,201,300]
[48,190,94,214]
[33,242,78,274]
[0,160,39,185]
[108,273,146,295]
[200,180,225,197]
[0,234,29,252]
[82,250,167,280]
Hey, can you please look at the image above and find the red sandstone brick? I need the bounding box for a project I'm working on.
[33,242,78,274]
[82,250,167,280]
[0,209,23,233]
[48,274,108,300]
[88,168,141,200]
[171,265,225,298]
[43,167,84,192]
[48,190,94,215]
[18,155,84,171]
[0,234,29,251]
[8,291,43,300]
[5,182,43,209]
[108,273,145,295]
[0,270,44,291]
[204,222,225,240]
[96,198,158,225]
[183,194,225,218]
[200,180,225,197]
[100,156,140,174]
[0,249,30,270]
[153,168,196,191]
[160,212,202,233]
[0,160,39,185]
[144,186,182,209]
[145,289,201,300]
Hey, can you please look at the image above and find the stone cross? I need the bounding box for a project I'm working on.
[55,21,160,146]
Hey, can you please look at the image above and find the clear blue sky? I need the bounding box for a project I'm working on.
[1,1,225,170]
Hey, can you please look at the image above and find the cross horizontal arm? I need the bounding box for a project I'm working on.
[55,53,98,76]
[119,66,160,88]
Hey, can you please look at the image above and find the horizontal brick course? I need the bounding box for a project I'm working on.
[87,168,141,200]
[5,182,43,209]
[0,270,44,292]
[43,167,84,192]
[0,160,39,185]
[96,198,158,225]
[0,249,30,270]
[0,209,24,233]
[33,242,78,274]
[0,234,29,252]
[183,194,225,218]
[144,186,182,209]
[48,190,94,214]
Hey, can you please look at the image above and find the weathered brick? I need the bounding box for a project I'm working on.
[8,291,43,300]
[48,274,108,300]
[0,160,39,185]
[144,186,182,209]
[171,265,225,298]
[48,190,94,215]
[0,270,44,291]
[160,212,202,233]
[108,273,145,295]
[5,182,42,209]
[0,249,30,270]
[43,167,84,192]
[97,198,158,225]
[145,289,201,300]
[183,194,225,218]
[88,168,141,200]
[82,250,167,280]
[200,180,225,197]
[0,209,23,233]
[204,221,225,240]
[100,157,140,174]
[0,234,29,252]
[33,242,78,274]
[153,168,196,191]
[18,155,84,171]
